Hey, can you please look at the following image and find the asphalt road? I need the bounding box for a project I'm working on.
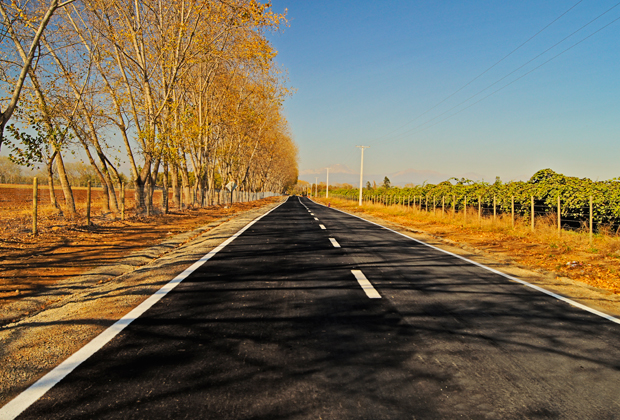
[7,196,620,419]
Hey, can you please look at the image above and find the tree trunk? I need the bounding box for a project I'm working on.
[162,160,169,214]
[180,163,191,208]
[47,151,62,215]
[134,160,151,214]
[171,163,180,209]
[55,151,76,216]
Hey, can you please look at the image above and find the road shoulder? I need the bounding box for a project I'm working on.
[0,198,284,407]
[312,199,620,319]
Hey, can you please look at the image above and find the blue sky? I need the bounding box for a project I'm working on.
[267,0,620,186]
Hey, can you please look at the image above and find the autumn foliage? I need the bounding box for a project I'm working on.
[0,0,298,215]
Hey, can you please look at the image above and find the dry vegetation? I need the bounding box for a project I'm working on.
[0,185,281,311]
[316,197,620,294]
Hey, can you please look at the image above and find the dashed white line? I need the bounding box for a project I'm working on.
[319,224,326,230]
[329,238,341,248]
[310,198,620,325]
[314,217,319,221]
[351,270,381,299]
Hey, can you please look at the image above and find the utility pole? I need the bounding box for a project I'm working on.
[326,167,329,198]
[357,146,369,206]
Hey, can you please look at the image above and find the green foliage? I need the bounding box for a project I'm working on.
[4,117,72,169]
[382,176,391,189]
[330,169,620,225]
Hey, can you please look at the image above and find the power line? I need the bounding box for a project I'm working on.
[380,1,620,145]
[389,14,620,141]
[371,0,586,144]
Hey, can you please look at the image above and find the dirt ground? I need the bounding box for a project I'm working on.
[0,190,282,321]
[0,199,286,408]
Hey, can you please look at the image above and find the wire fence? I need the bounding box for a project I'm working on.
[329,191,602,241]
[0,180,280,235]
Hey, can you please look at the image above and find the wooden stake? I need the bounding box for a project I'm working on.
[452,195,455,217]
[511,196,515,230]
[493,195,496,223]
[32,177,38,235]
[433,196,436,214]
[442,196,445,216]
[590,195,593,245]
[557,195,561,235]
[87,180,91,226]
[531,195,534,232]
[478,195,481,224]
[464,196,467,224]
[121,182,125,221]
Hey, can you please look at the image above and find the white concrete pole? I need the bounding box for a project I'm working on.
[326,168,329,198]
[357,146,369,206]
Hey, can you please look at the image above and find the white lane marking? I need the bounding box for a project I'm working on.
[351,270,381,299]
[309,198,620,325]
[314,217,319,221]
[311,213,315,215]
[319,224,326,230]
[329,238,341,248]
[0,201,288,420]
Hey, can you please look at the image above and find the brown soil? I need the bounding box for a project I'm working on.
[0,194,281,310]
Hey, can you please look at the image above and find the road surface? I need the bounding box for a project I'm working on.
[4,196,620,419]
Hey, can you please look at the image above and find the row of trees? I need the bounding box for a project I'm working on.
[329,169,620,225]
[0,0,298,215]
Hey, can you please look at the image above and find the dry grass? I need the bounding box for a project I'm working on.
[317,197,620,294]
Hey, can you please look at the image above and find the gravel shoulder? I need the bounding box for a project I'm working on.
[0,198,284,407]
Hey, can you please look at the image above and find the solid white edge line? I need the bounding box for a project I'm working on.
[351,270,381,299]
[319,224,326,230]
[0,200,288,420]
[309,198,620,326]
[329,238,341,248]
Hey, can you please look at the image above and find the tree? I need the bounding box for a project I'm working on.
[3,0,299,218]
[0,0,77,151]
[382,176,391,189]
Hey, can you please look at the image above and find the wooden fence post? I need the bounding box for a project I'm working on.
[478,195,481,224]
[531,195,534,232]
[557,195,561,235]
[433,196,436,214]
[121,182,125,221]
[464,196,467,224]
[442,196,445,216]
[493,195,496,223]
[87,180,91,226]
[32,177,38,235]
[511,196,515,230]
[452,195,456,217]
[589,195,593,245]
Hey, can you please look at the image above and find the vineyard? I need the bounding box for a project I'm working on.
[329,169,620,231]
